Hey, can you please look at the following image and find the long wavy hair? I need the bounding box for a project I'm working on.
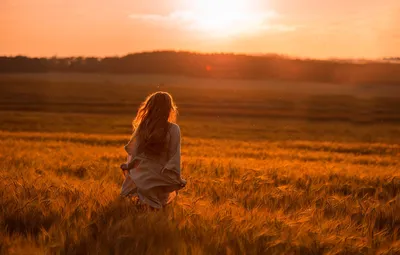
[132,91,177,156]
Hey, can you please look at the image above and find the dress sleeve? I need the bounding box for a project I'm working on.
[124,134,138,163]
[163,124,181,174]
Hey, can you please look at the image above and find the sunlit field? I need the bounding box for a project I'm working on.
[1,74,400,254]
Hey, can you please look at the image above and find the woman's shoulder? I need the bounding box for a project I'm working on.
[168,122,180,134]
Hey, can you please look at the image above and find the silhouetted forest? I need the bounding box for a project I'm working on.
[1,51,400,85]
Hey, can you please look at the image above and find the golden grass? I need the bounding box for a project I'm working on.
[1,130,400,254]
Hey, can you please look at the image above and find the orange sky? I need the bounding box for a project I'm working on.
[1,0,399,59]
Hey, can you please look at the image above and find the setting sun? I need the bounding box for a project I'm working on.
[187,0,274,37]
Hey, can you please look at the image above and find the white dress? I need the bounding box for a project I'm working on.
[120,123,186,208]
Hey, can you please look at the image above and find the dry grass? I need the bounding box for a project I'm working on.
[1,130,400,254]
[1,73,400,254]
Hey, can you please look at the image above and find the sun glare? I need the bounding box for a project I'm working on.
[188,0,272,37]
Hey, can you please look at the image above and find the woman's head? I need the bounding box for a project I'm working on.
[133,91,177,155]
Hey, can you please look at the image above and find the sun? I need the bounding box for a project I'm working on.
[188,0,270,37]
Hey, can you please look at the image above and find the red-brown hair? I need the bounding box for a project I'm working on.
[132,91,177,156]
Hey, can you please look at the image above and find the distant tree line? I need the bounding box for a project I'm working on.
[384,57,400,62]
[1,51,400,85]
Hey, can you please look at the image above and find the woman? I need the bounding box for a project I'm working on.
[120,91,186,209]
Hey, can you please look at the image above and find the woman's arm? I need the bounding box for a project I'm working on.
[163,123,181,174]
[124,134,138,156]
[120,133,139,172]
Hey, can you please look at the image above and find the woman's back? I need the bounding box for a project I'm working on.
[140,123,181,168]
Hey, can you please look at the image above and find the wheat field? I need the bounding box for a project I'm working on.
[1,74,400,254]
[1,127,400,254]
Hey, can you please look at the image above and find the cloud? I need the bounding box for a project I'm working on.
[129,9,296,36]
[129,11,197,23]
[129,14,169,21]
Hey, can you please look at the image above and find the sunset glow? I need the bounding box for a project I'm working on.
[187,0,276,37]
[0,0,399,58]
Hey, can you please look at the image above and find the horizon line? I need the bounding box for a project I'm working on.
[0,49,399,63]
